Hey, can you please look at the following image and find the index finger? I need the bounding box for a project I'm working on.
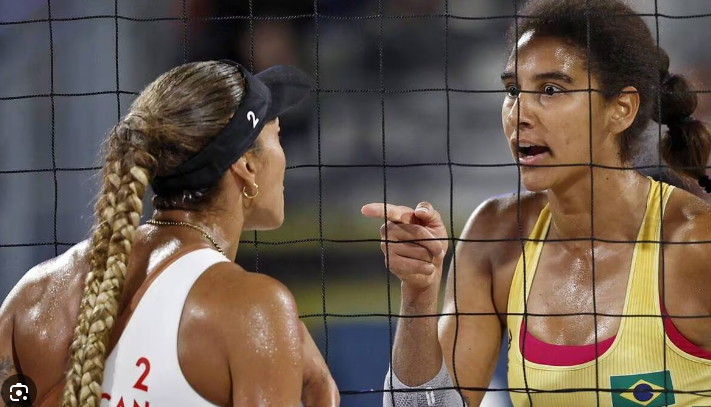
[361,203,416,224]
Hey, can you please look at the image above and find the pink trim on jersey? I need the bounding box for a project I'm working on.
[519,321,615,366]
[519,301,711,366]
[661,303,711,360]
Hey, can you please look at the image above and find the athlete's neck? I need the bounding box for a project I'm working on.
[151,208,243,261]
[546,170,650,251]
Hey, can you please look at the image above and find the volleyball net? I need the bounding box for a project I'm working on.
[1,1,710,406]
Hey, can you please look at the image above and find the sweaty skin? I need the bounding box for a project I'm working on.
[364,34,711,406]
[0,120,339,407]
[0,233,303,406]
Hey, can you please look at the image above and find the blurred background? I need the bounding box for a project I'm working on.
[1,0,710,406]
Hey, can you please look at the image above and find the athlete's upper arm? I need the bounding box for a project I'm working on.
[210,267,303,407]
[0,284,20,381]
[663,202,711,350]
[439,200,506,407]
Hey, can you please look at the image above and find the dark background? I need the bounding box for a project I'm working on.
[2,1,711,406]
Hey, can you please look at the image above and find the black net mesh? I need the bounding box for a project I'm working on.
[1,1,710,406]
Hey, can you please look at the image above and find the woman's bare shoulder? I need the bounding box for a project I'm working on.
[194,262,297,308]
[461,190,547,243]
[661,185,711,342]
[186,261,300,347]
[454,191,547,308]
[3,240,91,313]
[664,186,711,240]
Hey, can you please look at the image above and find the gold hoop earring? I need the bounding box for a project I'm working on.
[242,183,259,199]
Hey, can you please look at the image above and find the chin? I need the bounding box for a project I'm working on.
[272,214,285,229]
[263,213,285,231]
[245,209,285,231]
[255,218,284,231]
[520,169,554,192]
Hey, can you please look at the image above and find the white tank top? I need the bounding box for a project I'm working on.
[99,248,229,407]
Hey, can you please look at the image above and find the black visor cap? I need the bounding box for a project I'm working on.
[150,61,312,196]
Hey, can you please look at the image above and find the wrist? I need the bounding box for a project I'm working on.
[400,282,439,313]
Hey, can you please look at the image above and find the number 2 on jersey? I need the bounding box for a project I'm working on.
[133,357,150,392]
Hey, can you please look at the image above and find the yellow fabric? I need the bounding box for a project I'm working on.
[506,179,711,407]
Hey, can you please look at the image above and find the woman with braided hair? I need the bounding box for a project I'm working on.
[363,0,711,406]
[0,61,339,407]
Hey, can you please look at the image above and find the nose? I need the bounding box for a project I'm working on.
[505,92,536,133]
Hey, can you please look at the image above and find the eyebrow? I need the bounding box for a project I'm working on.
[500,70,575,84]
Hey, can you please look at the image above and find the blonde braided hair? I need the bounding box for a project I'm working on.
[61,61,246,407]
[61,159,116,406]
[62,118,156,407]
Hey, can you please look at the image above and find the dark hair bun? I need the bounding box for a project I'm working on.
[654,74,698,126]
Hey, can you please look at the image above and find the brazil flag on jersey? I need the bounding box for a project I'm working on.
[610,371,675,407]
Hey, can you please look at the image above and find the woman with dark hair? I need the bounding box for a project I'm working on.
[0,61,339,407]
[364,0,711,406]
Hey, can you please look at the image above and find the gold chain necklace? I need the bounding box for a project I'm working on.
[147,219,226,256]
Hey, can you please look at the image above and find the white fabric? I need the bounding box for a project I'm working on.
[100,248,229,407]
[383,359,467,407]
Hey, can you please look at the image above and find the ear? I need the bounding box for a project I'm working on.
[229,155,257,188]
[608,86,640,135]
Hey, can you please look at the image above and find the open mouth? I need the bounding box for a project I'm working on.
[517,144,550,159]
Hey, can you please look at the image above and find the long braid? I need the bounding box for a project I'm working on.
[61,117,156,407]
[61,60,245,407]
[61,135,124,407]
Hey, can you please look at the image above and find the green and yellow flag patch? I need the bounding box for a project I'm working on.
[610,371,675,407]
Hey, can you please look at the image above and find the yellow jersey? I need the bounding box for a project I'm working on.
[506,179,711,407]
